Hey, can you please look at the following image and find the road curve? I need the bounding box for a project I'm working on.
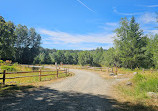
[47,69,117,95]
[0,69,121,111]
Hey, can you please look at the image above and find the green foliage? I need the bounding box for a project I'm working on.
[1,15,158,69]
[78,51,93,66]
[0,16,16,60]
[146,34,158,68]
[114,17,148,69]
[132,73,158,93]
[137,78,158,92]
[0,16,41,64]
[93,47,104,66]
[0,60,4,63]
[1,65,16,71]
[132,73,146,83]
[103,48,120,67]
[118,72,158,100]
[15,25,41,64]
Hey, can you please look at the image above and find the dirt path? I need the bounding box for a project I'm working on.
[47,69,120,95]
[0,69,124,111]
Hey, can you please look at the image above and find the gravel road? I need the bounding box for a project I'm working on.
[0,69,123,111]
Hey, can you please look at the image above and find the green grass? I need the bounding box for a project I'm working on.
[117,72,158,100]
[0,64,71,85]
[132,73,158,94]
[0,70,69,85]
[0,65,17,71]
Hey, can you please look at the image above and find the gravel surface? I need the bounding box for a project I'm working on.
[0,69,123,111]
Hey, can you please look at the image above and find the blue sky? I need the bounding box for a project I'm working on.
[0,0,158,50]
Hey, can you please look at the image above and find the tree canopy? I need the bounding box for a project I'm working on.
[0,16,158,69]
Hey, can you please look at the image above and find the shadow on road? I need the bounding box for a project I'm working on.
[0,85,157,111]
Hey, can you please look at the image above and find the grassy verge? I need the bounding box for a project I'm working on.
[114,72,158,110]
[0,64,72,85]
[0,64,73,97]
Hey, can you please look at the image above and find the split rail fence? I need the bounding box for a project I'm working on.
[0,68,70,85]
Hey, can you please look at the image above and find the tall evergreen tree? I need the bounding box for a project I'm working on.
[114,17,147,69]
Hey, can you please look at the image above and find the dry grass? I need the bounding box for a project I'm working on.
[0,65,73,85]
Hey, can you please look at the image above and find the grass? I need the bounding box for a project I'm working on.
[117,72,158,98]
[115,72,158,108]
[0,64,71,85]
[0,84,35,97]
[0,64,72,97]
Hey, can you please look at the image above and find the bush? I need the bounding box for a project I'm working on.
[1,65,16,71]
[0,60,4,63]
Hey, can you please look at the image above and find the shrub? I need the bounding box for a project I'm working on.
[0,60,4,63]
[1,65,16,71]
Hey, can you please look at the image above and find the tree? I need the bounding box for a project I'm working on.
[93,47,104,66]
[103,48,118,67]
[146,34,158,68]
[114,17,147,69]
[15,26,41,64]
[29,28,41,63]
[0,16,16,60]
[78,51,93,66]
[64,51,73,64]
[15,24,29,63]
[33,53,45,64]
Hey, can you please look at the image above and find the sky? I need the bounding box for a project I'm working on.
[0,0,158,50]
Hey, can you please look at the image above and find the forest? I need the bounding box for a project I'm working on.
[0,16,158,69]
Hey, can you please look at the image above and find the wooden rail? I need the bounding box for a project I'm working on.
[0,68,69,85]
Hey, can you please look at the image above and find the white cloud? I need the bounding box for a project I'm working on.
[138,12,156,23]
[105,22,118,27]
[147,5,158,8]
[113,7,142,16]
[39,29,115,44]
[147,30,158,34]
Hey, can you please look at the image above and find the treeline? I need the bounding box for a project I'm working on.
[33,47,105,67]
[34,17,158,69]
[0,16,41,64]
[1,16,158,69]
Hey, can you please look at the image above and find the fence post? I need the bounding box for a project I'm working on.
[66,68,67,75]
[57,69,58,78]
[115,67,118,75]
[67,68,69,74]
[112,67,113,73]
[3,70,6,85]
[39,69,41,81]
[107,67,109,73]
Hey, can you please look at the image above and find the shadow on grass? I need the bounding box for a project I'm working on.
[0,85,35,97]
[0,85,157,111]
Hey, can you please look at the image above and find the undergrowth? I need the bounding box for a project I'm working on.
[117,72,158,100]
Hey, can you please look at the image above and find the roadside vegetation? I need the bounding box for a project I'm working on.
[0,60,71,89]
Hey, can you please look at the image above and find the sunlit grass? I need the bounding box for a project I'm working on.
[0,65,70,85]
[117,72,158,101]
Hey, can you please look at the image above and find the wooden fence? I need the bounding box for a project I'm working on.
[0,68,69,85]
